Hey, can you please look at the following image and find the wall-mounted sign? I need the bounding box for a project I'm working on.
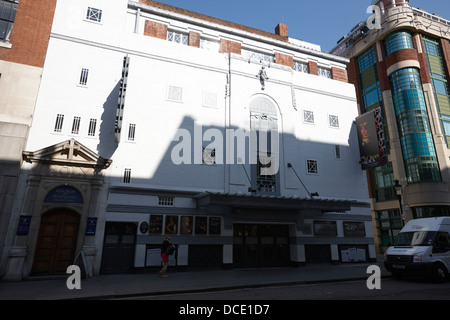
[355,107,388,170]
[44,186,83,204]
[86,217,97,236]
[139,221,149,234]
[16,215,32,235]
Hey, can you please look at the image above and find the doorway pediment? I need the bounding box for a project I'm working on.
[23,139,112,170]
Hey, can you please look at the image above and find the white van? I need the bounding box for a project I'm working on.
[384,217,450,282]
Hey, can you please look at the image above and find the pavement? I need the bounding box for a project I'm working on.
[0,255,389,300]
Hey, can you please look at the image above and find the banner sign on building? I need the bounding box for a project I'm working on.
[16,215,32,235]
[86,217,98,236]
[115,55,130,143]
[355,107,387,170]
[44,186,83,203]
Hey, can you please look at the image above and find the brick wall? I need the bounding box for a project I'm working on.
[416,35,431,84]
[0,0,56,68]
[144,20,168,40]
[219,39,241,54]
[189,31,201,48]
[275,23,288,38]
[331,67,348,83]
[440,37,450,82]
[274,52,293,68]
[385,48,419,72]
[375,41,391,92]
[308,61,318,76]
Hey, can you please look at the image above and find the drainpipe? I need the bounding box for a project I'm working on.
[134,8,141,34]
[224,53,232,194]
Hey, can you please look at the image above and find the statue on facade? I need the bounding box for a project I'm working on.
[257,66,269,90]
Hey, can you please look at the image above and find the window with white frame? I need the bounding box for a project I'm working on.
[71,116,81,134]
[54,114,64,133]
[123,168,131,183]
[303,110,314,124]
[79,68,89,86]
[158,196,174,206]
[167,30,188,45]
[294,61,309,73]
[329,115,339,128]
[318,67,331,78]
[86,7,102,23]
[88,118,97,136]
[307,159,318,174]
[127,123,136,141]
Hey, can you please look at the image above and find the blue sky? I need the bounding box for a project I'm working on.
[152,0,450,52]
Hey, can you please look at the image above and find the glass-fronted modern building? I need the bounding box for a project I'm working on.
[332,0,450,252]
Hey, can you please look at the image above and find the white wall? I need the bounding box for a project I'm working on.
[26,0,369,206]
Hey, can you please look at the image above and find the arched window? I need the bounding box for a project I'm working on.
[249,96,280,194]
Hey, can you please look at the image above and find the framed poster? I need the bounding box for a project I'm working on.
[165,215,178,234]
[195,216,207,235]
[149,215,163,234]
[209,217,221,235]
[180,216,193,234]
[314,220,337,237]
[355,107,387,170]
[343,221,366,237]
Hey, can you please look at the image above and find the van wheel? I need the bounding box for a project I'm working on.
[432,263,448,283]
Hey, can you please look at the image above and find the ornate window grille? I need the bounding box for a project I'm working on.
[307,159,318,174]
[54,114,64,133]
[86,7,102,23]
[88,118,97,136]
[167,30,188,45]
[303,110,314,124]
[329,115,339,128]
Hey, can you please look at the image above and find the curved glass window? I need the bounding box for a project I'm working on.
[389,68,441,183]
[384,31,414,56]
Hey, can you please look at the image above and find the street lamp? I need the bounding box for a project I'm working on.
[394,179,405,226]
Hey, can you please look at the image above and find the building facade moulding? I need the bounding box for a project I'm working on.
[22,138,112,171]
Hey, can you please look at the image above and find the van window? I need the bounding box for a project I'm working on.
[433,232,450,253]
[394,231,436,246]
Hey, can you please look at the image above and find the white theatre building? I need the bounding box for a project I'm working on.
[2,0,374,279]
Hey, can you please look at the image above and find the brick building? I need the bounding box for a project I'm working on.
[0,0,56,280]
[331,0,450,252]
